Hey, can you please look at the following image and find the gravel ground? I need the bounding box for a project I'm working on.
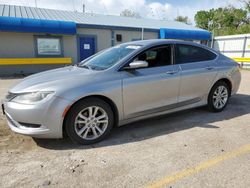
[0,71,250,188]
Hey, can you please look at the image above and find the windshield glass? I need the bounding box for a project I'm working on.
[78,45,141,70]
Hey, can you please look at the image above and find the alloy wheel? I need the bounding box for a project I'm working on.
[212,85,228,110]
[74,106,109,140]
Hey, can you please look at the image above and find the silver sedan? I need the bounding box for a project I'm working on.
[2,40,241,144]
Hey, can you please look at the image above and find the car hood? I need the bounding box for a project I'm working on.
[9,66,97,93]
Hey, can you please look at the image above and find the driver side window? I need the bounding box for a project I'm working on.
[134,45,172,68]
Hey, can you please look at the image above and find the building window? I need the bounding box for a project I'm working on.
[116,34,122,42]
[35,37,63,56]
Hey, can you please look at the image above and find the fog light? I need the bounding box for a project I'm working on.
[18,122,41,128]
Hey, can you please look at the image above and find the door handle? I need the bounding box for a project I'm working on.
[166,70,178,75]
[205,66,215,70]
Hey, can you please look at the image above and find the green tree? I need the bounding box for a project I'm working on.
[240,0,250,12]
[120,9,141,18]
[194,10,212,30]
[194,6,248,36]
[174,16,190,24]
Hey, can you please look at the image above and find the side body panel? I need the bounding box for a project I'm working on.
[178,60,218,103]
[122,65,181,119]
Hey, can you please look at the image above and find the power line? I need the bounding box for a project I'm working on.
[102,3,109,15]
[72,0,76,12]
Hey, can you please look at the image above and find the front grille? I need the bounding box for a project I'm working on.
[5,92,17,101]
[18,122,41,128]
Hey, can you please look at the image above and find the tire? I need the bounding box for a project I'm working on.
[207,81,230,112]
[65,98,114,145]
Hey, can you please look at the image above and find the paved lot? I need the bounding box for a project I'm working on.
[0,71,250,188]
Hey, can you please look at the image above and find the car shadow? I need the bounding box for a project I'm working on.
[34,94,250,150]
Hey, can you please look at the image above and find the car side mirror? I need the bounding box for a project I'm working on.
[123,61,148,70]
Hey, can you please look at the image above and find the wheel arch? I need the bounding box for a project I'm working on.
[62,95,119,138]
[210,78,232,97]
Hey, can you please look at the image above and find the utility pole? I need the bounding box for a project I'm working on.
[176,8,179,17]
[83,4,85,13]
[35,0,37,8]
[72,0,76,12]
[141,28,144,40]
[102,3,108,15]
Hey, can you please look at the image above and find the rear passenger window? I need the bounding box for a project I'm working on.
[175,44,217,64]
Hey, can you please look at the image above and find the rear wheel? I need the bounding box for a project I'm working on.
[208,81,230,112]
[65,98,114,144]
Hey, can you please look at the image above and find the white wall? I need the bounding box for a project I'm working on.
[213,34,250,68]
[213,34,250,58]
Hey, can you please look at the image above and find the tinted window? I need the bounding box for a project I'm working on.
[134,45,172,68]
[175,44,217,64]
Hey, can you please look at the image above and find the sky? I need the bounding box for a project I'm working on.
[0,0,243,24]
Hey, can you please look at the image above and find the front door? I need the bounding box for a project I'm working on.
[79,36,96,61]
[122,45,181,119]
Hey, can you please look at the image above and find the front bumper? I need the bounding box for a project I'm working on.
[2,96,72,139]
[5,111,51,136]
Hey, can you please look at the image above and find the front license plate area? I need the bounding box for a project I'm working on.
[1,103,5,115]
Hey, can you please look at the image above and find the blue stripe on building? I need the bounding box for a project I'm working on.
[0,16,76,35]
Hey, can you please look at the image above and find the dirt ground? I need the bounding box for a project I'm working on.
[0,71,250,188]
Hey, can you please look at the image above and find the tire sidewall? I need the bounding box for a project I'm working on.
[65,98,114,145]
[208,81,229,112]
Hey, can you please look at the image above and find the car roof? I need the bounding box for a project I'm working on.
[122,39,216,53]
[123,39,202,47]
[123,39,175,46]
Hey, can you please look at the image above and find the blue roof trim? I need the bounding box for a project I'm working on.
[0,16,76,35]
[160,28,211,40]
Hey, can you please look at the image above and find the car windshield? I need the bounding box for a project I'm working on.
[78,45,141,70]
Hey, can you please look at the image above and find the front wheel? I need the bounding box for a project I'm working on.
[207,81,230,112]
[65,98,114,145]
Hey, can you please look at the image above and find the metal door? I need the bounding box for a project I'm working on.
[79,36,96,61]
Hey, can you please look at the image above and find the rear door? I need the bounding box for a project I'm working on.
[175,44,218,103]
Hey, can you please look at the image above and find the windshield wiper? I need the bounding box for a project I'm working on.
[79,64,106,70]
[79,64,92,70]
[90,65,106,70]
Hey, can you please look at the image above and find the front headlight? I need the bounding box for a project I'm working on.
[11,91,54,105]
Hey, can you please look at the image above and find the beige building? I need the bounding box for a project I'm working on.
[0,4,210,76]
